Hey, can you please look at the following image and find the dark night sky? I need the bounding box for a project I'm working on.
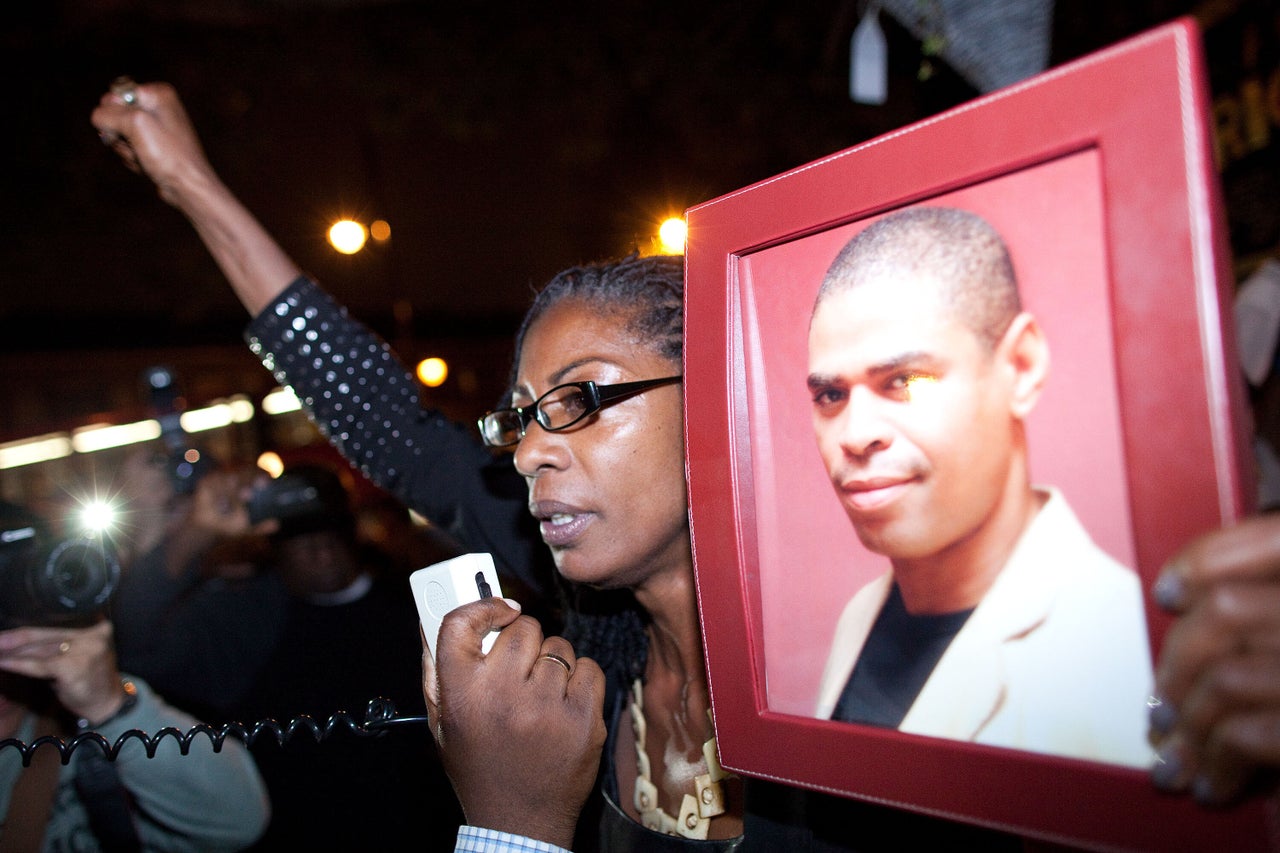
[1,1,979,346]
[5,0,1269,443]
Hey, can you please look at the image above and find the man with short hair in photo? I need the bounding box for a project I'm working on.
[808,206,1155,768]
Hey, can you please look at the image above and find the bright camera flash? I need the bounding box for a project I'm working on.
[79,500,118,533]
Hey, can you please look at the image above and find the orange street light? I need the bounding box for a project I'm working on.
[328,219,368,254]
[417,357,448,387]
[658,217,687,254]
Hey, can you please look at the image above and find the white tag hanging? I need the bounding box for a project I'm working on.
[850,3,888,105]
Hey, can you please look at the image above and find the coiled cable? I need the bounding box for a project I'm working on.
[0,698,428,767]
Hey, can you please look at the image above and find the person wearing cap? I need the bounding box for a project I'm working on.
[202,466,468,850]
[808,207,1155,768]
[224,463,465,851]
[110,456,463,849]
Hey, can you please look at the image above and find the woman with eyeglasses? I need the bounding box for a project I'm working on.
[420,256,1018,852]
[94,81,1280,851]
[89,79,991,852]
[446,255,747,849]
[90,79,756,850]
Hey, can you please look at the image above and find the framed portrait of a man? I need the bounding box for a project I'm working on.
[684,17,1269,851]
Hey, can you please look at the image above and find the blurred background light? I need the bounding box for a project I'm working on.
[416,357,449,387]
[180,396,255,433]
[658,217,687,254]
[0,434,73,470]
[262,387,303,415]
[72,421,161,454]
[328,219,369,254]
[257,451,285,478]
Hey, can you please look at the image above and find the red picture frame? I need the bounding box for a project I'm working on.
[684,18,1271,851]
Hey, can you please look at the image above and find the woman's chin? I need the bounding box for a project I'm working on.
[552,550,627,590]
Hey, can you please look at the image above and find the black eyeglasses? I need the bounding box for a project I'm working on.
[477,375,682,448]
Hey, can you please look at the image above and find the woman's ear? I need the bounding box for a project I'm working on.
[998,312,1050,420]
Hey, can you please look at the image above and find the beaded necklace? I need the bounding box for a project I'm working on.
[629,678,735,840]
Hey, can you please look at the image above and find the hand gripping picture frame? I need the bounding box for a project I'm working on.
[684,17,1274,852]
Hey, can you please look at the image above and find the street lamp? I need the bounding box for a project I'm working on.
[416,357,448,388]
[328,219,369,254]
[658,217,686,254]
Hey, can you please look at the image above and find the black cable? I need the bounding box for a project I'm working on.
[0,698,429,768]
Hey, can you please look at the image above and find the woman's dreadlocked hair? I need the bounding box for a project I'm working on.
[509,253,684,390]
[509,252,685,689]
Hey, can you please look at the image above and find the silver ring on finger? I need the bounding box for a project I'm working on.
[111,76,139,106]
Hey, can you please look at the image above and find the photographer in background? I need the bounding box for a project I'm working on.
[110,449,289,722]
[0,500,270,852]
[231,462,463,852]
[110,457,463,850]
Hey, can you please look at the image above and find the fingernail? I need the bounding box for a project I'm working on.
[1152,565,1186,611]
[501,597,522,612]
[1151,743,1188,791]
[1148,695,1178,736]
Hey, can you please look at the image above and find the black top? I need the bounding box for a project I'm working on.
[112,542,289,720]
[832,583,974,728]
[235,571,464,852]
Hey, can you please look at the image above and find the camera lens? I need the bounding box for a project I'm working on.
[36,538,119,614]
[0,534,120,628]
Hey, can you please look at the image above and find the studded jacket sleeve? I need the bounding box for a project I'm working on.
[243,276,552,595]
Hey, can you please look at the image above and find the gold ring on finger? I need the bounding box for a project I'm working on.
[537,652,571,674]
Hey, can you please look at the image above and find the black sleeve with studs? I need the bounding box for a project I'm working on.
[243,276,552,594]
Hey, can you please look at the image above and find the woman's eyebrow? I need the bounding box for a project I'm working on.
[510,357,612,402]
[547,356,613,387]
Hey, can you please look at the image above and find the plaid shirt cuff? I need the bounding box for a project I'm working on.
[455,825,574,853]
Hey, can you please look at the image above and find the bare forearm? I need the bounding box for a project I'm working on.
[166,159,300,316]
